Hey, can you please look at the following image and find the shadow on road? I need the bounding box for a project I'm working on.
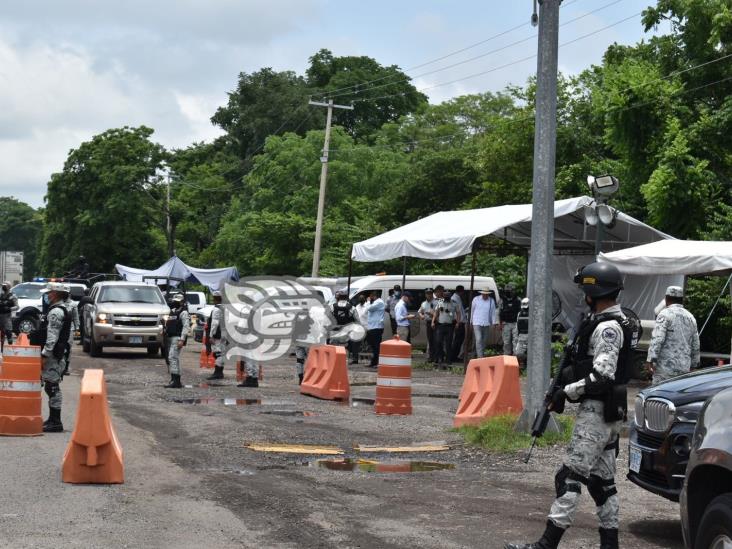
[627,518,684,548]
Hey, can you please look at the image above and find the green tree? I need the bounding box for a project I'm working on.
[306,49,428,141]
[40,126,168,274]
[0,197,42,278]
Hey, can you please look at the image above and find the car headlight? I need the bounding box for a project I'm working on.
[161,314,169,322]
[97,313,109,324]
[675,401,705,424]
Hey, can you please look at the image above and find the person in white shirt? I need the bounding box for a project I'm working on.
[450,285,467,361]
[394,291,415,342]
[418,288,437,362]
[471,289,497,358]
[351,294,370,364]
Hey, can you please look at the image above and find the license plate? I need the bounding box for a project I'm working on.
[629,444,642,473]
[129,336,143,344]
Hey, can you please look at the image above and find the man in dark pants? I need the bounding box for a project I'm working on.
[450,285,466,362]
[365,291,385,368]
[431,285,456,368]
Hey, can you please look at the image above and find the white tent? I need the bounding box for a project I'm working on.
[351,196,679,326]
[115,256,239,291]
[352,196,673,262]
[599,240,732,276]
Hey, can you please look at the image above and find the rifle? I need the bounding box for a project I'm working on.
[524,345,571,463]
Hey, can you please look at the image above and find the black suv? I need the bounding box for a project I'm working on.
[681,386,732,548]
[628,366,732,502]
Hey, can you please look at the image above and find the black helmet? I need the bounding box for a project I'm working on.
[575,262,623,298]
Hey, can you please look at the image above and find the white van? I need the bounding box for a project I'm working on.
[346,275,501,349]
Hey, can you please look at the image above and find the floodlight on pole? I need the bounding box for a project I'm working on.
[584,174,620,255]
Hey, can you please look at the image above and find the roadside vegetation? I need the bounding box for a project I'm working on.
[456,414,574,453]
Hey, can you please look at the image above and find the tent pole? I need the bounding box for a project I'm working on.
[465,244,477,368]
[347,247,353,297]
[401,256,407,290]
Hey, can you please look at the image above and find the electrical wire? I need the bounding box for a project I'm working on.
[321,0,616,99]
[341,11,642,106]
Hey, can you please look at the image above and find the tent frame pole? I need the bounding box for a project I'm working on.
[465,243,478,368]
[347,247,353,297]
[401,256,407,290]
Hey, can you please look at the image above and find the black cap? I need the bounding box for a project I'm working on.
[402,291,413,298]
[425,287,434,293]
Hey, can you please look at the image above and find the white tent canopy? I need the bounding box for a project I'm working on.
[352,196,673,262]
[599,240,732,276]
[115,256,239,291]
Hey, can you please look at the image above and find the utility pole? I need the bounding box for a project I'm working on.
[517,0,562,432]
[309,99,354,277]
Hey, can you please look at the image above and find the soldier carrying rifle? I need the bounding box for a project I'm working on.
[506,262,635,549]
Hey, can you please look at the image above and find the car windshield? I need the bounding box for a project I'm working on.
[12,284,43,300]
[99,286,165,305]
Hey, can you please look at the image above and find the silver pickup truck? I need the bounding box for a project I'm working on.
[81,281,170,357]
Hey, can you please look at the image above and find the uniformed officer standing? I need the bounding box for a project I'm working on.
[500,283,522,355]
[164,293,190,388]
[431,285,456,367]
[0,281,18,349]
[206,291,226,380]
[645,285,700,384]
[515,298,530,367]
[62,292,80,376]
[506,263,629,549]
[41,283,72,433]
[418,289,437,362]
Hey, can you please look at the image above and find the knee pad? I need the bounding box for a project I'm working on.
[555,465,586,498]
[588,475,617,506]
[44,382,59,398]
[604,436,620,458]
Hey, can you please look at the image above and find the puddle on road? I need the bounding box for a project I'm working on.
[171,398,296,407]
[349,397,375,407]
[313,458,455,473]
[259,410,317,417]
[351,382,377,387]
[413,393,459,399]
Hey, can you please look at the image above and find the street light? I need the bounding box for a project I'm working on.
[584,174,620,255]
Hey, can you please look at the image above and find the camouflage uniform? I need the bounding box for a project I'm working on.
[514,300,530,360]
[0,288,18,345]
[209,304,225,369]
[295,346,308,380]
[42,305,68,411]
[548,304,624,531]
[167,309,191,376]
[647,303,700,384]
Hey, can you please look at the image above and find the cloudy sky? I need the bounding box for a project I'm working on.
[0,0,660,207]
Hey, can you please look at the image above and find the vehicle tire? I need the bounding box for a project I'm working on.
[147,345,159,357]
[17,315,39,335]
[695,493,732,549]
[89,330,102,357]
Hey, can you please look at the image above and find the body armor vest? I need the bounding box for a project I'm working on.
[333,301,353,326]
[500,297,521,323]
[205,305,222,339]
[517,311,529,334]
[0,292,14,314]
[33,304,71,359]
[166,309,184,337]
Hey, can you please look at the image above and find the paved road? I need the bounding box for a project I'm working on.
[0,342,683,548]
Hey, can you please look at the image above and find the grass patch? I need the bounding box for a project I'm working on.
[456,414,574,453]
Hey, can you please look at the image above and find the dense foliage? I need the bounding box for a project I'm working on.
[4,3,732,348]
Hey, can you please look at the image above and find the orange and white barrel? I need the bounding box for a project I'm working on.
[0,339,43,436]
[375,335,412,415]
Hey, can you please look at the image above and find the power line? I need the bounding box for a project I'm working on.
[344,11,642,107]
[320,0,610,99]
[328,71,732,155]
[323,0,627,101]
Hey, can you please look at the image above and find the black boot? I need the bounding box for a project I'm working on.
[504,521,565,549]
[237,377,259,388]
[43,408,64,433]
[298,373,304,385]
[164,374,183,389]
[206,366,224,380]
[599,528,618,549]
